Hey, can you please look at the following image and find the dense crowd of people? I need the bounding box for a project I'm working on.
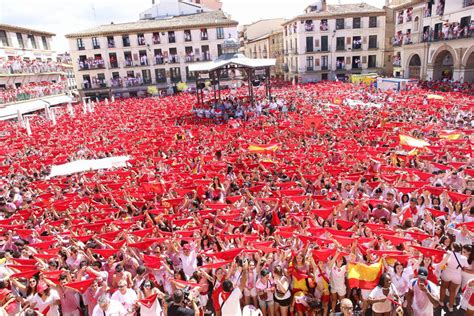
[0,81,67,105]
[0,57,65,75]
[0,81,472,316]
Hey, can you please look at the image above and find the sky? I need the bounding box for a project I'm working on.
[0,0,386,52]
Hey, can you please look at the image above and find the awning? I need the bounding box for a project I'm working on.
[189,53,276,72]
[0,94,73,121]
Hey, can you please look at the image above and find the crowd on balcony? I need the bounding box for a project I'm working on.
[423,21,474,43]
[78,57,105,70]
[0,57,65,75]
[110,76,144,88]
[0,80,66,104]
[320,20,329,31]
[392,31,403,46]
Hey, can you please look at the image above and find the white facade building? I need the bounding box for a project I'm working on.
[282,1,388,82]
[390,0,474,82]
[0,24,71,107]
[66,10,238,98]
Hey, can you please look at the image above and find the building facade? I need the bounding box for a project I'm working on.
[390,0,474,82]
[282,1,388,82]
[66,10,238,99]
[240,19,286,78]
[0,24,71,106]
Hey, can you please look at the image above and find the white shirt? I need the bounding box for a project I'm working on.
[179,250,197,279]
[92,299,127,316]
[369,284,398,313]
[111,288,138,312]
[408,279,439,316]
[30,289,60,316]
[220,287,243,316]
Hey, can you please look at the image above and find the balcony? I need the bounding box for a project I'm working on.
[78,60,105,71]
[201,52,211,61]
[306,47,314,53]
[185,55,195,62]
[83,83,108,90]
[464,0,474,7]
[321,65,329,70]
[422,31,473,43]
[109,62,119,69]
[168,55,180,64]
[336,46,345,51]
[336,63,346,71]
[306,66,314,71]
[201,35,208,41]
[393,60,401,67]
[154,56,165,65]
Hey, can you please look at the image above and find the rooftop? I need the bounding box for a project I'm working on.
[65,10,238,38]
[0,23,55,36]
[284,2,385,25]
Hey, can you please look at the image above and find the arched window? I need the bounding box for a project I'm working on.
[414,16,419,32]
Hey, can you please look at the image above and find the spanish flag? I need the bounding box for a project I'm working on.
[347,260,382,290]
[248,144,279,153]
[399,135,430,148]
[439,130,462,140]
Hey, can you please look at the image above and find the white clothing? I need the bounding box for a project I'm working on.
[220,287,243,316]
[179,250,197,279]
[389,266,413,296]
[441,251,469,284]
[369,284,399,313]
[111,288,138,312]
[92,299,127,316]
[330,265,347,294]
[408,279,439,316]
[139,296,163,316]
[30,289,60,316]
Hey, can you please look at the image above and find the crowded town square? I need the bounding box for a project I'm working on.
[0,79,473,316]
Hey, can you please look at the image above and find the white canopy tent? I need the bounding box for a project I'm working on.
[48,156,131,178]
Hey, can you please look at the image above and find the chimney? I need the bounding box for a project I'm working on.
[152,0,155,4]
[322,0,327,11]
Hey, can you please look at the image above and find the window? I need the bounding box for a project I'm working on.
[414,17,420,32]
[369,16,377,28]
[336,37,345,51]
[0,31,9,47]
[201,45,210,61]
[306,56,314,71]
[398,10,404,24]
[217,44,222,56]
[460,16,471,29]
[169,48,178,63]
[201,28,208,40]
[184,30,192,41]
[305,20,314,32]
[352,56,361,69]
[352,36,362,49]
[124,51,132,67]
[320,36,328,51]
[368,35,377,49]
[92,37,100,49]
[216,27,224,39]
[76,38,85,50]
[41,36,48,50]
[186,66,197,81]
[306,36,313,52]
[97,73,107,87]
[142,69,152,84]
[320,19,328,31]
[109,53,118,68]
[28,35,37,49]
[16,33,24,48]
[336,19,345,30]
[122,35,130,47]
[154,49,163,64]
[464,0,474,7]
[406,8,413,22]
[368,55,377,68]
[107,36,115,48]
[155,69,167,83]
[137,33,145,45]
[152,32,161,44]
[353,17,361,29]
[170,67,181,82]
[168,31,176,43]
[336,57,345,70]
[321,56,328,70]
[139,50,148,65]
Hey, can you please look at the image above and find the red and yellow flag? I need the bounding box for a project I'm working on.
[399,135,430,148]
[347,260,383,290]
[248,144,279,153]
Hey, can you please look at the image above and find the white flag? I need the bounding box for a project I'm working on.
[25,117,32,136]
